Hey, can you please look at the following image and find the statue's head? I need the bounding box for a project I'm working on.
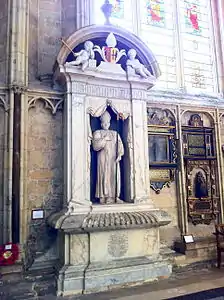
[84,41,94,51]
[128,49,137,60]
[196,171,205,183]
[100,111,111,130]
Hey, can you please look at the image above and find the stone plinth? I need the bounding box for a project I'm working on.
[174,236,217,264]
[48,210,172,296]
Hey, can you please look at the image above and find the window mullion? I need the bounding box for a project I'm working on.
[174,0,185,90]
[210,0,224,95]
[134,0,140,36]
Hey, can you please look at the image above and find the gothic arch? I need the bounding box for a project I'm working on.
[28,97,64,115]
[0,96,8,111]
[56,25,161,78]
[181,110,215,127]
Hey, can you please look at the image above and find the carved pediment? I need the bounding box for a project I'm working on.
[62,32,156,85]
[56,25,161,78]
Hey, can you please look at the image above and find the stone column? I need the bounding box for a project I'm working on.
[9,0,29,86]
[71,92,89,207]
[215,108,224,223]
[63,76,92,214]
[8,0,29,243]
[131,86,152,205]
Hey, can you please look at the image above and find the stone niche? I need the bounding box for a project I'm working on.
[49,25,172,296]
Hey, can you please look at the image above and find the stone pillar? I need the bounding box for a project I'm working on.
[8,0,29,243]
[9,0,29,86]
[63,76,92,214]
[70,91,91,208]
[11,88,21,243]
[131,96,151,204]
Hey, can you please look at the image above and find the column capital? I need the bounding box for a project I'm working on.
[9,83,27,94]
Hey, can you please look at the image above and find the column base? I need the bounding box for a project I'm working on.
[174,236,217,264]
[56,257,172,296]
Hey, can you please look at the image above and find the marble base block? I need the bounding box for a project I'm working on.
[49,209,172,296]
[56,256,172,296]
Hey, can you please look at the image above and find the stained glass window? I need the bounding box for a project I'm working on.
[111,0,125,19]
[140,0,178,89]
[93,0,219,93]
[184,0,201,35]
[179,0,217,93]
[94,0,134,32]
[143,0,165,28]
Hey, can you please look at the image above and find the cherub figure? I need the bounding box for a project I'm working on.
[68,41,94,71]
[126,49,154,79]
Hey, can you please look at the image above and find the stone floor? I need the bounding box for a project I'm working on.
[1,266,224,299]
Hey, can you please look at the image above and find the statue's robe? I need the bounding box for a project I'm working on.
[92,129,124,200]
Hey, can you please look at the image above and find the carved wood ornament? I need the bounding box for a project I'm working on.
[183,113,219,225]
[147,108,177,193]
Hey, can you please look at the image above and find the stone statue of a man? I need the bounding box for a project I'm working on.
[92,111,124,204]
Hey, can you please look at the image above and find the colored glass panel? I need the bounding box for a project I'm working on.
[93,0,217,92]
[144,0,165,27]
[184,0,201,35]
[94,0,134,32]
[111,0,124,19]
[180,0,217,92]
[140,0,178,89]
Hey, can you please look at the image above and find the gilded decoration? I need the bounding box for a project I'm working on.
[183,112,219,225]
[147,108,177,193]
[186,160,219,225]
[188,113,203,127]
[150,169,174,194]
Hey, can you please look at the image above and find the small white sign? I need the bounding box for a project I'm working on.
[32,210,44,220]
[183,235,194,244]
[5,244,12,250]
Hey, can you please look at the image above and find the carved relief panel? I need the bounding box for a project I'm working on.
[147,108,177,193]
[182,113,219,225]
[186,160,219,225]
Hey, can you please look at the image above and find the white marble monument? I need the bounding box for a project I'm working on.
[49,25,172,296]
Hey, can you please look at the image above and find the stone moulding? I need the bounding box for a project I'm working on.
[0,95,9,112]
[48,210,171,233]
